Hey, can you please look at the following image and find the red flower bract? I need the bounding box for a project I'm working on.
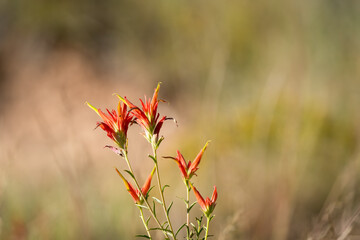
[118,83,167,143]
[115,167,156,204]
[191,185,217,217]
[87,101,133,149]
[165,141,210,181]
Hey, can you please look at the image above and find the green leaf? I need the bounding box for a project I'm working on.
[148,155,157,163]
[187,201,197,213]
[148,227,172,233]
[152,197,163,205]
[167,201,173,215]
[124,170,135,180]
[162,221,169,229]
[161,184,170,193]
[156,136,164,149]
[152,200,156,216]
[145,186,155,200]
[135,204,148,209]
[196,216,203,225]
[175,223,187,237]
[135,234,150,239]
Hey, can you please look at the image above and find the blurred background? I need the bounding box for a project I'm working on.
[1,0,360,239]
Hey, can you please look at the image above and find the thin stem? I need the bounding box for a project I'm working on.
[186,183,190,240]
[122,150,168,238]
[139,207,152,239]
[152,144,176,239]
[204,217,211,240]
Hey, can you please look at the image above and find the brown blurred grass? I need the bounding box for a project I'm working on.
[1,0,360,239]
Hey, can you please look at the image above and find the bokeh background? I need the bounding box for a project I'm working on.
[1,0,360,239]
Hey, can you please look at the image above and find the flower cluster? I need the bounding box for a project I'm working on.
[87,101,133,150]
[165,141,217,217]
[88,83,218,240]
[117,83,167,146]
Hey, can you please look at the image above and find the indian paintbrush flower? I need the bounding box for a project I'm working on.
[87,100,133,150]
[164,141,210,183]
[191,185,218,218]
[87,84,218,239]
[117,83,168,145]
[115,167,156,204]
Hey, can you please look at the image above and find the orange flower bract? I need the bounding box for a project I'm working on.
[191,185,218,217]
[117,83,167,143]
[115,167,156,204]
[165,141,210,181]
[87,101,133,149]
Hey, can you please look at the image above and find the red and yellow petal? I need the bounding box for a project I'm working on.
[188,141,210,176]
[141,166,156,196]
[115,168,141,203]
[191,185,207,212]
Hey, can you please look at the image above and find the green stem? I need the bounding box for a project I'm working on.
[204,217,211,240]
[139,207,152,239]
[122,150,168,238]
[152,144,176,239]
[186,183,190,240]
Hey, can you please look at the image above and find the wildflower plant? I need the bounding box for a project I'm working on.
[87,83,218,240]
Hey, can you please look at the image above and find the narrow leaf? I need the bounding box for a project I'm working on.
[147,186,155,195]
[152,200,156,216]
[175,223,187,237]
[148,155,157,163]
[148,228,172,233]
[156,136,164,149]
[162,184,170,193]
[152,197,163,205]
[188,201,197,213]
[124,170,135,180]
[167,201,173,215]
[135,204,148,209]
[135,235,150,239]
[162,221,169,228]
